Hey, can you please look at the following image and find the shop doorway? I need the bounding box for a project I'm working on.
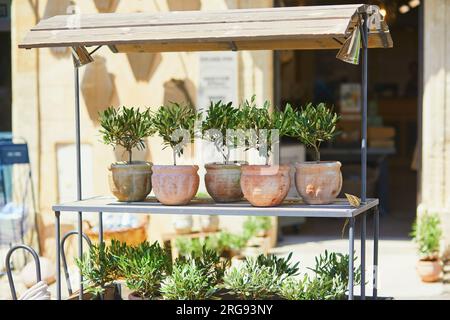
[276,0,420,239]
[0,0,11,133]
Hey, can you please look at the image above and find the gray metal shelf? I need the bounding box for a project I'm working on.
[53,197,379,219]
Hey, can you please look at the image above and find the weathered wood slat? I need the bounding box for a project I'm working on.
[20,19,351,49]
[114,33,389,53]
[33,5,362,31]
[19,4,393,51]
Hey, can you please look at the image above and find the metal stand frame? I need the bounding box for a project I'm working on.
[53,10,378,301]
[60,231,92,296]
[359,12,369,301]
[73,57,85,301]
[5,245,42,300]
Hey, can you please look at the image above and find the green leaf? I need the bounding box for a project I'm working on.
[411,212,442,259]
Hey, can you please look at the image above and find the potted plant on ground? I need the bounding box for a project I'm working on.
[243,216,272,238]
[239,96,292,207]
[175,231,248,260]
[99,106,155,202]
[152,102,200,205]
[288,103,341,205]
[240,216,273,257]
[160,248,228,300]
[411,212,443,282]
[117,241,172,300]
[202,101,246,203]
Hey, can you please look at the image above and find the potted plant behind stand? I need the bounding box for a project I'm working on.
[289,103,341,205]
[239,97,292,207]
[411,212,443,282]
[152,102,200,206]
[99,106,155,202]
[202,101,245,203]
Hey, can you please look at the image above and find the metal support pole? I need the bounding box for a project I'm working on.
[73,57,84,300]
[99,212,104,244]
[61,231,93,296]
[361,213,366,299]
[55,211,61,300]
[360,10,369,302]
[361,13,368,204]
[373,206,379,298]
[348,217,355,300]
[5,245,42,300]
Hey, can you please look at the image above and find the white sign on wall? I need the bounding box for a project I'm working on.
[196,52,239,191]
[197,52,238,109]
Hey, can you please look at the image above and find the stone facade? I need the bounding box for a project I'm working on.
[11,0,274,258]
[14,0,450,261]
[420,0,450,256]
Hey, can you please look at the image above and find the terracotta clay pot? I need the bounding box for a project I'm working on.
[205,163,244,203]
[240,165,291,207]
[417,259,442,282]
[152,165,200,205]
[295,161,342,205]
[108,162,152,202]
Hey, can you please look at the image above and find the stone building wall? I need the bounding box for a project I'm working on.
[420,0,450,256]
[11,0,274,258]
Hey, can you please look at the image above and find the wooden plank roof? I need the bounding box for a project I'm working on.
[19,4,392,53]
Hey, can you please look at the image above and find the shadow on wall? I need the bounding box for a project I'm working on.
[167,0,201,11]
[81,55,119,124]
[94,0,120,13]
[126,53,162,82]
[43,0,71,18]
[163,78,196,107]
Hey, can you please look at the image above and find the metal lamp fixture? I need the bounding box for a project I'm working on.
[336,27,361,65]
[71,46,94,67]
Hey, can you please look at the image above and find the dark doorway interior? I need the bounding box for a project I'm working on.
[276,0,419,240]
[0,0,11,133]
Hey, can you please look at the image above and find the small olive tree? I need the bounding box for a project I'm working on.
[239,96,293,165]
[153,102,199,166]
[99,106,155,163]
[201,101,242,163]
[288,103,339,162]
